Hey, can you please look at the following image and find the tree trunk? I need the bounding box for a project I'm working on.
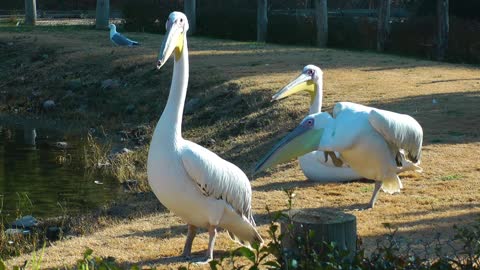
[257,0,268,42]
[24,0,36,26]
[436,0,449,61]
[184,0,196,35]
[95,0,110,30]
[314,0,328,47]
[376,0,391,52]
[281,208,357,260]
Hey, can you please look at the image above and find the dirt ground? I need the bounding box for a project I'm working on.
[1,24,480,269]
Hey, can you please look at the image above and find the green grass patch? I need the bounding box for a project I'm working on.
[439,174,463,181]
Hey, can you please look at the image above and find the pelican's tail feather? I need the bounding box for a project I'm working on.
[397,159,423,174]
[381,175,402,194]
[222,209,263,248]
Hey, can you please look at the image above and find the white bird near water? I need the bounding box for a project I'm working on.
[108,24,140,46]
[272,65,361,182]
[147,12,263,263]
[256,66,423,208]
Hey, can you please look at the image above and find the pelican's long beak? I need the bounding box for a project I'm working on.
[272,73,315,102]
[157,23,184,69]
[254,125,324,174]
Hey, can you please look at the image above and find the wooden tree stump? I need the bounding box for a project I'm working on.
[281,208,357,259]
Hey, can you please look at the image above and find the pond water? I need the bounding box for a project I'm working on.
[0,123,121,219]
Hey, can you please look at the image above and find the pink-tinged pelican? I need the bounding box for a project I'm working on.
[272,65,361,182]
[148,12,263,263]
[256,66,423,208]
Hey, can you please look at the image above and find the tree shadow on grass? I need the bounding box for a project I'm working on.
[124,249,232,268]
[119,224,187,239]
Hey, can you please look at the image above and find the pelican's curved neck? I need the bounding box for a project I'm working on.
[309,77,323,114]
[158,35,189,140]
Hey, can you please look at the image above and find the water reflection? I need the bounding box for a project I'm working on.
[0,125,121,219]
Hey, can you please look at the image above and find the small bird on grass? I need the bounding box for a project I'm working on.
[108,24,140,47]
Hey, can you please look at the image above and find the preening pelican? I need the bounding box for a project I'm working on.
[272,65,361,182]
[147,12,262,263]
[108,24,140,46]
[256,68,423,208]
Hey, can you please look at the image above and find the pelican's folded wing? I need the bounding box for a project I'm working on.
[368,109,423,162]
[180,142,253,218]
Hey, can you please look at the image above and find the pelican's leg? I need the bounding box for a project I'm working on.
[367,181,382,209]
[182,224,197,259]
[205,225,217,263]
[192,225,217,265]
[328,152,344,167]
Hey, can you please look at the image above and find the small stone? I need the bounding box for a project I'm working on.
[10,215,38,229]
[67,79,82,90]
[94,180,104,185]
[43,100,55,111]
[120,148,132,154]
[207,138,216,146]
[96,161,111,168]
[5,228,24,236]
[101,79,120,90]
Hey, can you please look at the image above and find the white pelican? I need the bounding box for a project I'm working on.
[147,12,263,263]
[256,72,423,208]
[272,65,361,182]
[108,24,140,46]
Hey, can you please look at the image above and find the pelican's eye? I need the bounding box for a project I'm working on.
[306,69,315,77]
[304,118,314,127]
[180,18,183,23]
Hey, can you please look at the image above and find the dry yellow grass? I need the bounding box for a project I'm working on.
[1,26,480,269]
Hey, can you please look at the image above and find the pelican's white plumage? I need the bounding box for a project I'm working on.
[272,65,361,182]
[108,24,140,46]
[148,12,262,263]
[256,66,423,208]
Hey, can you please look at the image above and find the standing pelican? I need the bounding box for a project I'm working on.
[256,69,423,208]
[272,65,361,182]
[148,12,262,263]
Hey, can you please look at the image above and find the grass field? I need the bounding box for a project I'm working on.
[1,24,480,268]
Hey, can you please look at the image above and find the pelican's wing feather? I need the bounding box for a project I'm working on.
[332,102,371,118]
[181,142,254,220]
[368,109,423,162]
